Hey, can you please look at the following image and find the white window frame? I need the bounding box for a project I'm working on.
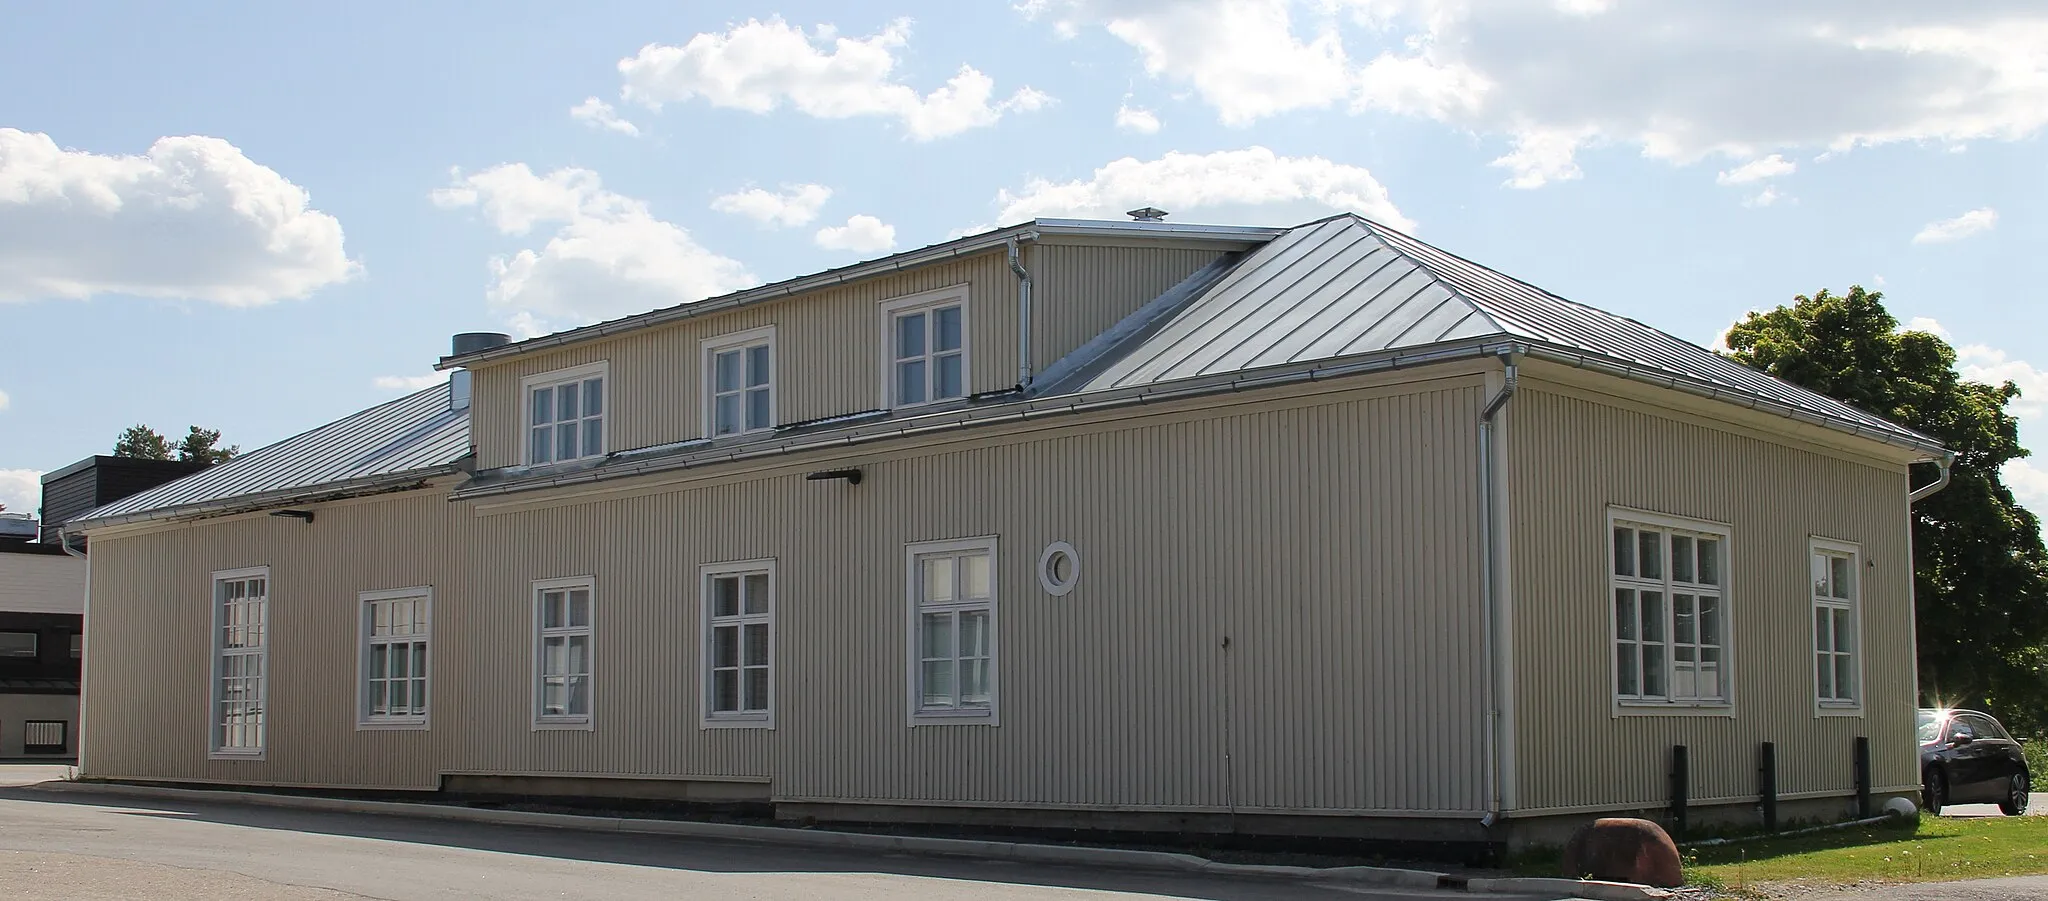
[879,286,971,410]
[1811,537,1864,716]
[520,361,610,466]
[699,559,776,729]
[1607,509,1735,715]
[356,586,432,731]
[700,325,777,439]
[905,536,999,726]
[209,565,270,759]
[531,576,596,731]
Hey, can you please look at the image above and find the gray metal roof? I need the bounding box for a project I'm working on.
[1077,214,1934,449]
[70,382,470,529]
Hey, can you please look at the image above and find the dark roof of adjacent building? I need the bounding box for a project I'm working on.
[64,214,1943,523]
[67,382,469,530]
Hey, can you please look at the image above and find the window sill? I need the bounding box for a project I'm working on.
[532,717,594,732]
[1816,702,1863,717]
[911,708,996,727]
[701,715,773,730]
[1614,700,1735,717]
[356,718,429,731]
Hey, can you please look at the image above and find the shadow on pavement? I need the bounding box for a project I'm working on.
[0,784,1451,901]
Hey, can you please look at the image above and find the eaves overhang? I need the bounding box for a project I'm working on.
[435,218,1287,371]
[61,466,463,534]
[454,336,1947,504]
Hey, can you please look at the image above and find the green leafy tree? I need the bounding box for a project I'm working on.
[176,426,239,465]
[112,424,174,460]
[1724,286,2048,733]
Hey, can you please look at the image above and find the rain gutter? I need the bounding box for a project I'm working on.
[60,467,460,533]
[1521,345,1948,461]
[1907,453,1955,503]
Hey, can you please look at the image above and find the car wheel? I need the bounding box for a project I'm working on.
[2000,769,2031,817]
[1925,769,1947,815]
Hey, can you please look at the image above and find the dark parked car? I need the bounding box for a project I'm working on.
[1919,708,2031,815]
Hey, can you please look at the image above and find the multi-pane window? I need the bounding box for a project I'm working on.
[887,298,966,407]
[704,327,774,437]
[525,364,606,465]
[360,589,430,726]
[1611,516,1728,706]
[69,633,81,659]
[212,568,268,755]
[534,579,593,727]
[1813,541,1860,707]
[909,539,996,722]
[702,562,773,727]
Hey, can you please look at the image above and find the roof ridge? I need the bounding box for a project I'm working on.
[1345,215,1513,338]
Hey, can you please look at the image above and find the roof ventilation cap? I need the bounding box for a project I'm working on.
[452,332,513,357]
[1126,207,1168,222]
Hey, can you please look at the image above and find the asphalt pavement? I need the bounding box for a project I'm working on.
[0,767,1536,901]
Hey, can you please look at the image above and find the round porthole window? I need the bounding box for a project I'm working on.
[1038,541,1080,596]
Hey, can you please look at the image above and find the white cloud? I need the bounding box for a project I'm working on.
[2007,458,2048,518]
[1115,101,1162,134]
[618,17,1051,140]
[0,129,356,305]
[993,146,1412,231]
[373,374,445,392]
[570,97,641,136]
[1033,2,2048,184]
[1904,316,1946,337]
[814,214,898,253]
[1717,154,1796,185]
[433,164,757,334]
[1912,207,1998,244]
[0,387,9,411]
[0,469,38,516]
[711,183,832,227]
[1957,343,2048,422]
[1742,186,1783,208]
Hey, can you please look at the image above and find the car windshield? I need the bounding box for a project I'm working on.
[1916,711,1942,743]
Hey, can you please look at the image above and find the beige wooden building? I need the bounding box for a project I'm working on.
[66,213,1951,848]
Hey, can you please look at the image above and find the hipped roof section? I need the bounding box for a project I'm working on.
[67,382,470,530]
[1054,214,1940,453]
[70,213,1943,527]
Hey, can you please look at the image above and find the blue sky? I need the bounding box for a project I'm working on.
[3,0,2045,517]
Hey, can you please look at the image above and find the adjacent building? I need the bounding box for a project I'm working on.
[0,514,84,758]
[63,213,1950,848]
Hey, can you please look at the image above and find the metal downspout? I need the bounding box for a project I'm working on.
[1478,352,1519,828]
[1907,453,1954,504]
[59,527,88,774]
[1007,237,1034,390]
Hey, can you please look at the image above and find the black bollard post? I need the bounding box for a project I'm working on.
[1670,744,1690,837]
[1854,736,1872,819]
[1759,741,1778,832]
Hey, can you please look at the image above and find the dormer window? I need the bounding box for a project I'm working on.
[881,288,969,408]
[523,362,607,465]
[702,326,776,438]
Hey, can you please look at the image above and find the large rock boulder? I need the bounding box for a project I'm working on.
[1560,817,1682,887]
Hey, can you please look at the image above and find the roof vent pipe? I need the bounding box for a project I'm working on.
[452,332,513,356]
[1126,207,1168,222]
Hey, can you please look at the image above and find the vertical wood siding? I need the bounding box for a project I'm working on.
[82,377,1493,814]
[468,245,1231,470]
[1507,384,1917,813]
[1030,245,1227,372]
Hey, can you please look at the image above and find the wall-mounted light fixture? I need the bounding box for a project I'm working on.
[270,509,315,523]
[804,468,863,486]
